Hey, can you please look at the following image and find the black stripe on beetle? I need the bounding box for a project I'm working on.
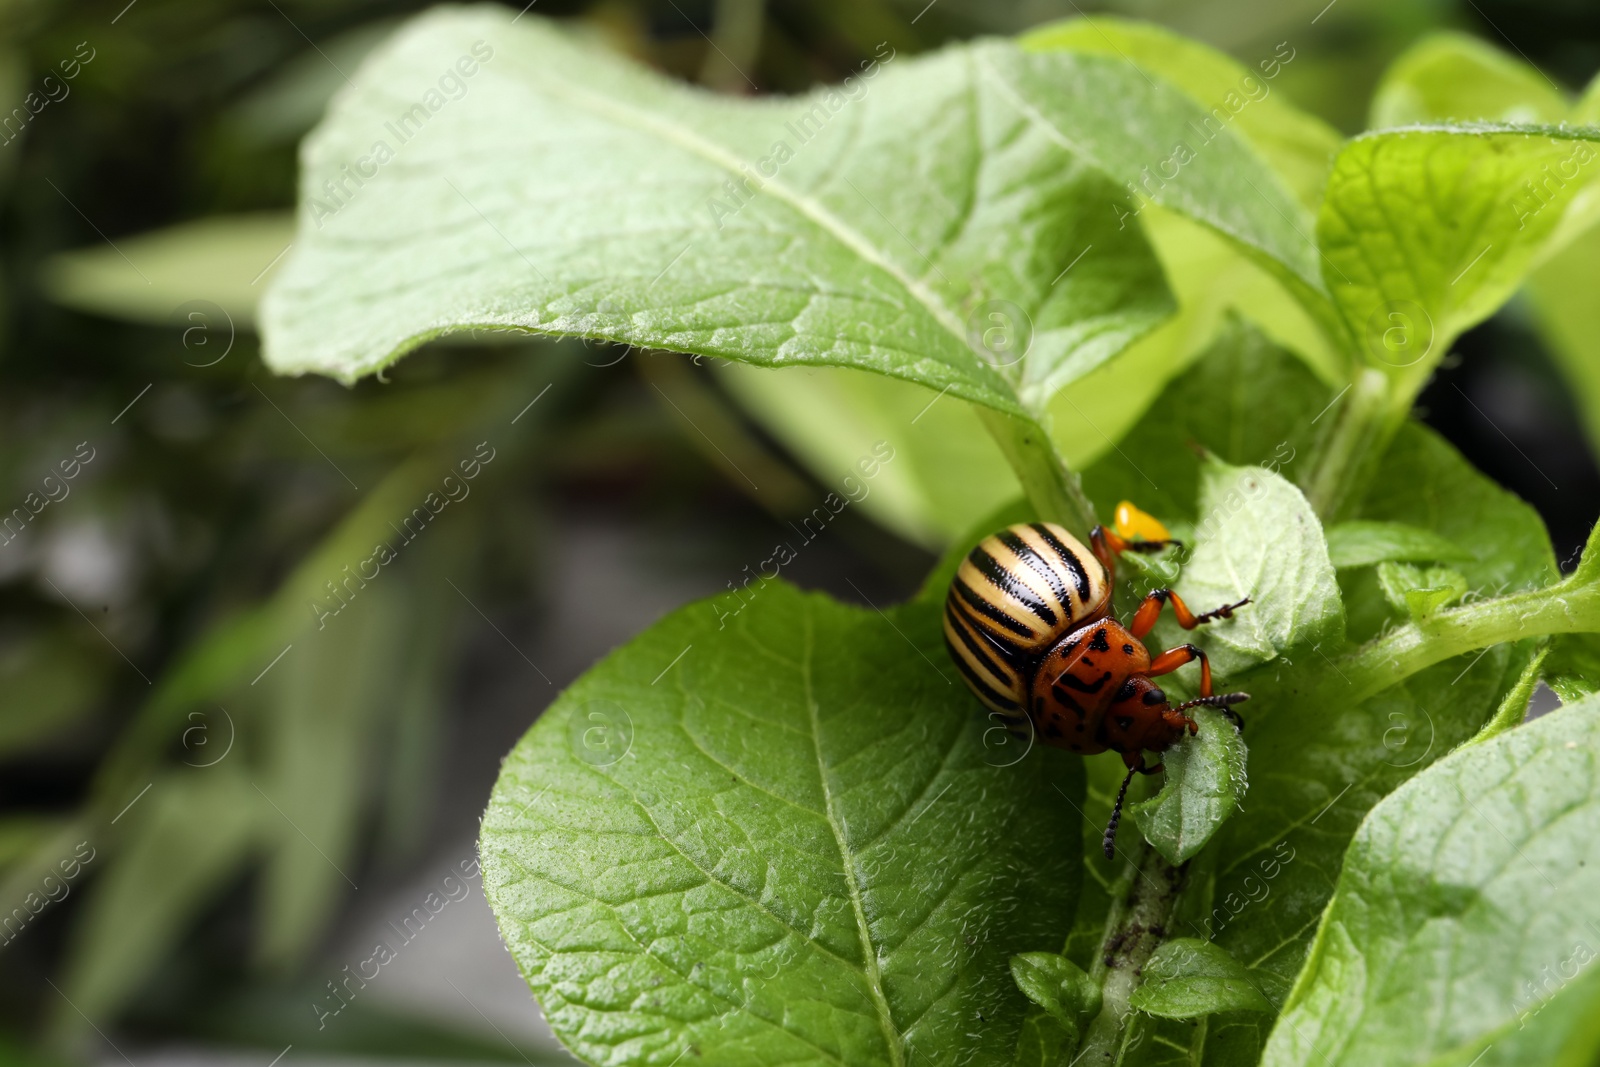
[969,549,1058,626]
[945,604,1018,685]
[951,578,1037,643]
[1030,522,1092,601]
[997,530,1073,614]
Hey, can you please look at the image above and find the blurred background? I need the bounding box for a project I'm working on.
[1,0,1596,1065]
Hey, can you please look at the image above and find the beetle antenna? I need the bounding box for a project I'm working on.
[1177,687,1248,713]
[1172,692,1249,730]
[1103,763,1139,860]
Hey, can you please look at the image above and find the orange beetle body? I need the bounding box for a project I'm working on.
[1029,617,1192,759]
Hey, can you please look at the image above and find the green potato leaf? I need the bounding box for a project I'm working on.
[1374,560,1468,619]
[1323,519,1472,569]
[1011,951,1101,1042]
[1365,33,1600,464]
[1129,708,1248,865]
[1369,32,1569,129]
[1130,939,1272,1019]
[987,45,1337,346]
[1167,457,1344,679]
[1263,693,1600,1066]
[1318,124,1600,393]
[1023,17,1342,211]
[481,583,1084,1067]
[263,9,1174,419]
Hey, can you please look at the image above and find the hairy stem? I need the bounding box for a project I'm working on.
[1075,843,1186,1064]
[1298,366,1395,521]
[1330,573,1600,702]
[977,407,1097,533]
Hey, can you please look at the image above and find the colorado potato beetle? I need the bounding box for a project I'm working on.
[943,502,1249,859]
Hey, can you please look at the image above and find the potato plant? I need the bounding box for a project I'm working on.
[262,10,1600,1066]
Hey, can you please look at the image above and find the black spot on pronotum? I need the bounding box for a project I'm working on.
[1122,643,1134,655]
[1089,628,1111,653]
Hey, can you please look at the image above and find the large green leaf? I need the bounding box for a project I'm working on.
[481,584,1083,1067]
[1263,693,1600,1066]
[1363,34,1600,463]
[263,9,1173,419]
[1023,17,1342,211]
[986,44,1337,347]
[1318,123,1600,395]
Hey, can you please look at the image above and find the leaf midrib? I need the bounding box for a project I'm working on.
[517,54,980,374]
[801,608,907,1067]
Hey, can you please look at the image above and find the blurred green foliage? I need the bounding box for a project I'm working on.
[1,0,1596,1063]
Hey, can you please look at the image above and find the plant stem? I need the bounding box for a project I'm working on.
[1298,366,1394,521]
[977,407,1098,533]
[1332,574,1600,702]
[1075,842,1186,1064]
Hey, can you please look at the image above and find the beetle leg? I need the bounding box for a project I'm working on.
[1129,589,1251,639]
[1148,643,1212,696]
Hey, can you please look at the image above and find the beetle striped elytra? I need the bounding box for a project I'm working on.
[943,503,1249,859]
